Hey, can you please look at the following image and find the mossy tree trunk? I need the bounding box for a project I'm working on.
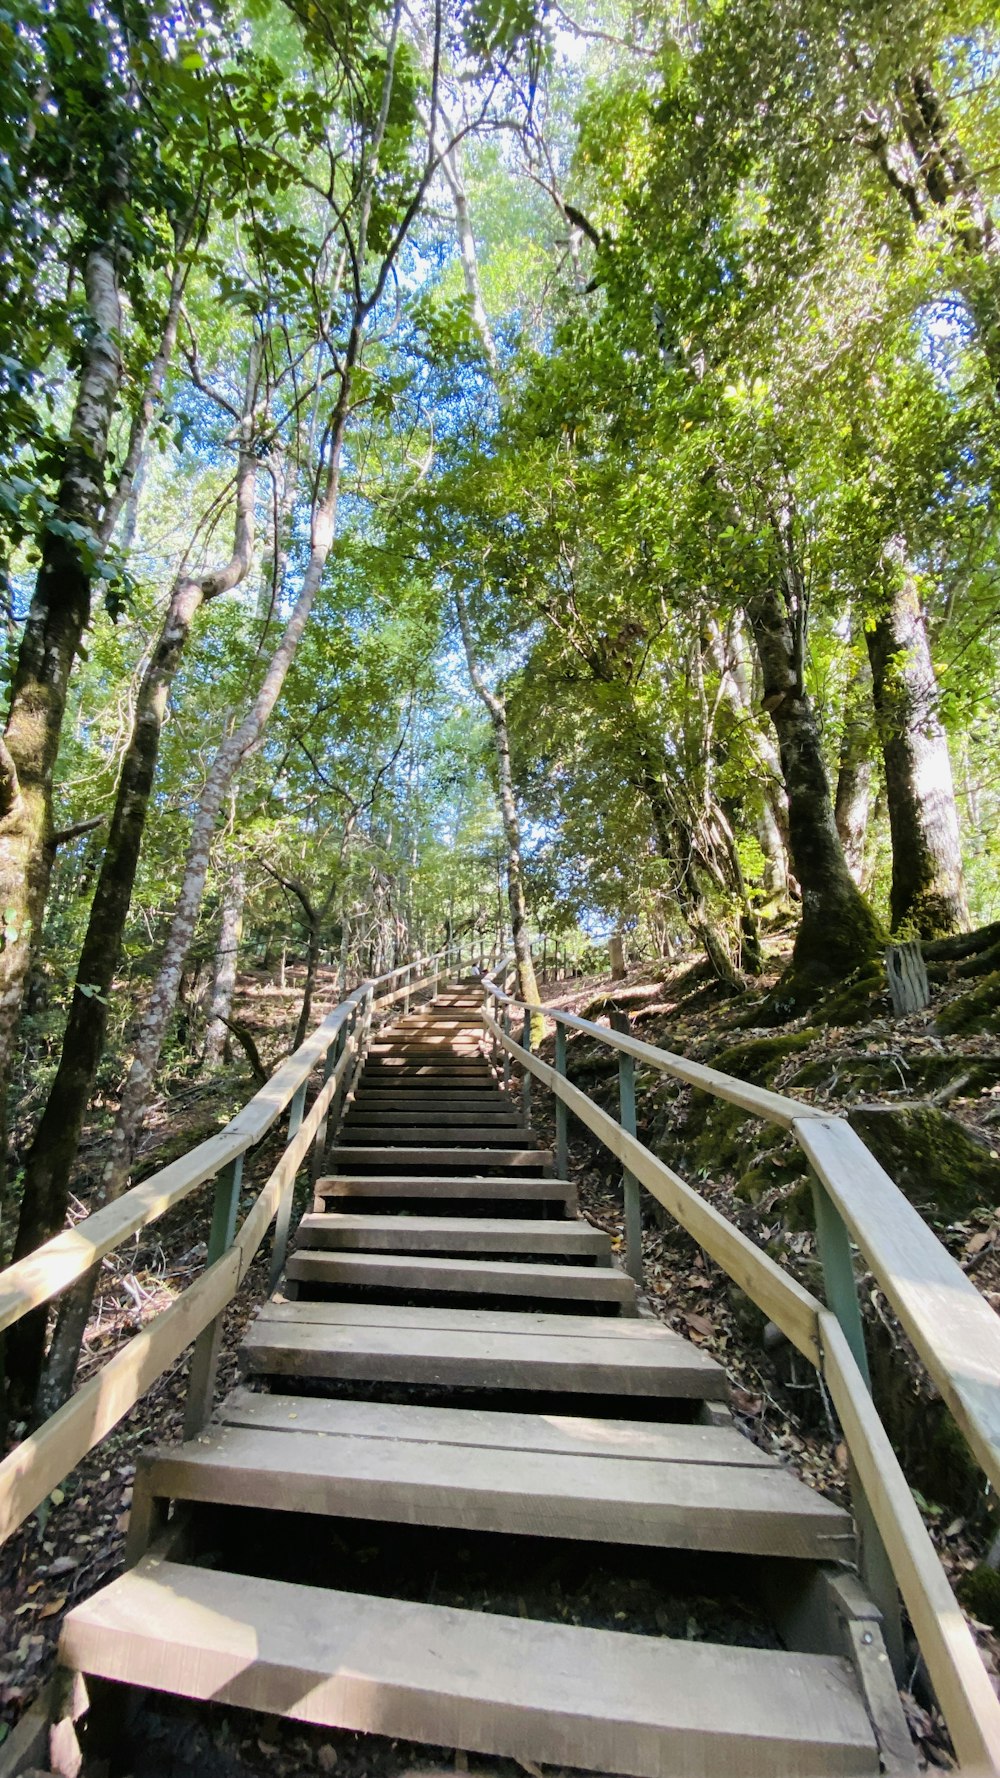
[0,224,125,1092]
[13,359,261,1417]
[744,575,883,990]
[866,549,968,937]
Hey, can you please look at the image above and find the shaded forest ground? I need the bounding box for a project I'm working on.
[2,942,1000,1769]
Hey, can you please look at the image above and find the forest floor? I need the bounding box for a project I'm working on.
[2,941,999,1771]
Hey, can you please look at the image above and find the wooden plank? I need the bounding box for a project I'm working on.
[344,1110,523,1126]
[486,1014,822,1363]
[798,1116,1000,1496]
[258,1300,665,1337]
[140,1424,852,1559]
[240,1318,729,1397]
[818,1311,1000,1774]
[219,1386,776,1465]
[0,1245,241,1546]
[338,1127,531,1146]
[296,1213,608,1255]
[328,1146,553,1172]
[316,1174,573,1200]
[60,1559,877,1777]
[286,1251,633,1302]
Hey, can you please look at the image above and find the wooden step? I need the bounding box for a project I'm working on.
[362,1062,494,1077]
[296,1212,608,1256]
[316,1174,575,1204]
[344,1109,523,1127]
[352,1091,513,1105]
[328,1147,553,1172]
[135,1416,851,1560]
[241,1300,728,1398]
[287,1250,634,1306]
[60,1558,877,1777]
[337,1126,532,1147]
[219,1387,772,1464]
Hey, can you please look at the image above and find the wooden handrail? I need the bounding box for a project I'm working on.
[484,976,1000,1771]
[0,948,453,1339]
[484,980,1000,1493]
[0,943,465,1547]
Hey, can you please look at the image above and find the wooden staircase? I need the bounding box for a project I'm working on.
[59,985,905,1776]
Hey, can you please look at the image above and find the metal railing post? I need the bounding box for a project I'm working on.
[554,1022,569,1179]
[521,1007,532,1124]
[183,1152,244,1437]
[611,1010,642,1283]
[502,1003,511,1092]
[403,962,411,1017]
[270,1079,307,1293]
[811,1175,905,1677]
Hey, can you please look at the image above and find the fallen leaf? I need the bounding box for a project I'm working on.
[38,1594,66,1619]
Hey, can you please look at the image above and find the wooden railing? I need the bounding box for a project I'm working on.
[482,967,1000,1776]
[0,944,465,1550]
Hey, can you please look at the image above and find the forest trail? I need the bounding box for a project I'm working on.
[56,986,894,1778]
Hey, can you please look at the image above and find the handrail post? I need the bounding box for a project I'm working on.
[613,1011,643,1284]
[521,1007,532,1123]
[310,1030,341,1187]
[403,962,411,1017]
[502,1003,511,1092]
[812,1174,905,1677]
[183,1152,244,1438]
[554,1022,568,1180]
[270,1079,307,1293]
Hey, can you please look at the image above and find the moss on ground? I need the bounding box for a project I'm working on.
[936,970,1000,1036]
[848,1104,1000,1222]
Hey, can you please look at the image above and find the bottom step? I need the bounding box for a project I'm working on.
[60,1558,877,1778]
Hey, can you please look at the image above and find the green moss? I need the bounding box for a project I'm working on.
[936,971,1000,1036]
[958,1566,1000,1633]
[788,1051,1000,1098]
[848,1105,1000,1222]
[712,1028,821,1087]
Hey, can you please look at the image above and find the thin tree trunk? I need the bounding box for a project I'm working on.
[99,327,361,1205]
[866,550,968,936]
[835,652,875,887]
[0,227,124,1087]
[14,356,260,1416]
[203,863,247,1065]
[455,589,540,1015]
[744,578,882,993]
[99,246,188,548]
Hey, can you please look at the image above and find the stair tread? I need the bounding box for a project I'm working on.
[139,1421,851,1559]
[241,1306,729,1397]
[287,1251,632,1300]
[316,1174,573,1196]
[218,1387,771,1462]
[328,1147,554,1171]
[60,1559,877,1777]
[296,1212,607,1252]
[259,1300,660,1336]
[339,1128,531,1145]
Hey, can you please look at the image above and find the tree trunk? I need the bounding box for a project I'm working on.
[454,589,540,1016]
[708,619,792,901]
[13,362,260,1416]
[744,579,883,993]
[98,331,360,1205]
[866,553,968,937]
[834,653,875,887]
[0,232,124,1087]
[203,863,247,1065]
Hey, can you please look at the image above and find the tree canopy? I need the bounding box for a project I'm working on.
[4,0,1000,1398]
